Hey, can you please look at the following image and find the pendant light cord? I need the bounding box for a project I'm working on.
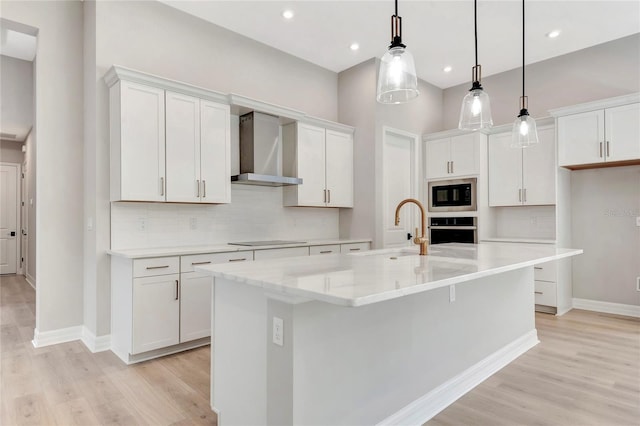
[474,0,478,67]
[395,0,398,17]
[522,0,525,99]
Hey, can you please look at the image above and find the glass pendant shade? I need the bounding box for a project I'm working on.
[511,112,539,148]
[377,46,419,104]
[458,87,493,130]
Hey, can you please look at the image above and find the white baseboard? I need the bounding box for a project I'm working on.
[25,273,36,290]
[377,330,539,426]
[81,326,111,353]
[32,326,83,348]
[572,298,640,318]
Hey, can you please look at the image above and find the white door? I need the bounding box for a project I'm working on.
[0,164,19,274]
[325,129,353,208]
[21,163,27,274]
[180,272,212,343]
[605,103,640,162]
[296,123,326,206]
[383,128,419,248]
[488,132,522,206]
[166,91,200,203]
[557,110,604,167]
[425,137,450,179]
[200,100,231,204]
[450,133,480,177]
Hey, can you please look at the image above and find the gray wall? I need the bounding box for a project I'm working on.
[570,166,640,306]
[1,1,84,333]
[86,0,341,337]
[0,54,33,140]
[442,33,640,129]
[0,140,23,163]
[338,59,443,247]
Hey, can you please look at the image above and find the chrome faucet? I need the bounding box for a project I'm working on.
[394,198,428,255]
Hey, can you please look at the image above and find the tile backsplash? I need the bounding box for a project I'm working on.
[493,205,556,240]
[111,185,339,250]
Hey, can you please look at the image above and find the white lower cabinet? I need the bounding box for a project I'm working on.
[340,242,371,253]
[254,246,309,260]
[179,271,212,343]
[310,244,340,255]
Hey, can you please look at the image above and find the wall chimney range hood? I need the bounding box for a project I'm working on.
[231,112,302,186]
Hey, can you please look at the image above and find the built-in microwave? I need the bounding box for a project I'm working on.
[428,178,477,212]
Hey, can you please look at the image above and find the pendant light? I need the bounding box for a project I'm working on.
[376,0,419,104]
[511,0,539,147]
[458,0,493,130]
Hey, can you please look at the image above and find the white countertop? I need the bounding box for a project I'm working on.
[107,239,371,259]
[481,237,557,245]
[196,243,583,307]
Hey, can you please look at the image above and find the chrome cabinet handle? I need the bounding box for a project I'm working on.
[534,267,543,270]
[451,161,454,174]
[327,189,331,204]
[349,248,361,252]
[229,258,246,262]
[160,177,165,196]
[447,161,451,174]
[146,265,169,270]
[196,180,200,197]
[175,280,179,300]
[203,180,206,198]
[191,261,212,266]
[599,142,603,158]
[606,141,610,158]
[319,250,333,254]
[523,188,527,203]
[519,189,522,202]
[534,291,543,295]
[323,189,327,203]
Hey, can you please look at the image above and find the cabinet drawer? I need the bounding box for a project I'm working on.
[254,246,309,260]
[181,251,254,273]
[534,280,557,307]
[534,261,557,282]
[341,242,371,254]
[310,245,341,255]
[133,257,180,278]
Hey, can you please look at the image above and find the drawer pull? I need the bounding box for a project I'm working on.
[146,265,169,270]
[534,291,543,295]
[534,267,543,270]
[320,250,333,254]
[349,248,361,252]
[229,258,247,262]
[175,280,179,300]
[191,261,212,266]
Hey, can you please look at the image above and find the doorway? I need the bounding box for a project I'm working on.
[0,163,20,274]
[381,127,420,248]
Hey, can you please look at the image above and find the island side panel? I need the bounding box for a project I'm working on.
[291,267,536,425]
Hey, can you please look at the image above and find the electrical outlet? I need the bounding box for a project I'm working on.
[636,277,640,292]
[272,317,284,346]
[636,217,640,227]
[449,285,456,302]
[189,217,198,230]
[138,218,146,232]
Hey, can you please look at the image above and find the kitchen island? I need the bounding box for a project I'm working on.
[196,243,582,425]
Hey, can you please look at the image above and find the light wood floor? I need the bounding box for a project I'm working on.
[1,274,639,426]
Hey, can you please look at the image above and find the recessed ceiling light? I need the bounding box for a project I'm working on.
[282,10,294,20]
[350,43,360,51]
[546,30,561,39]
[443,66,452,73]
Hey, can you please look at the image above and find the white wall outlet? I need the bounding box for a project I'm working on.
[138,218,146,232]
[449,285,456,302]
[272,317,284,346]
[636,277,640,292]
[189,217,198,230]
[636,217,640,227]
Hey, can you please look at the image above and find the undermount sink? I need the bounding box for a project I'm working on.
[351,247,438,258]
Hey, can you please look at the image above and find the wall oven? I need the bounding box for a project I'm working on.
[428,178,477,212]
[429,217,477,244]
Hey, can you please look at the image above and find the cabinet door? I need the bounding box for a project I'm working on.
[488,132,523,206]
[449,133,480,177]
[522,126,556,205]
[118,81,166,201]
[296,123,326,206]
[425,138,450,179]
[557,110,604,167]
[253,246,309,260]
[325,130,353,207]
[166,92,200,203]
[132,274,180,354]
[200,101,231,203]
[180,272,212,343]
[605,103,640,162]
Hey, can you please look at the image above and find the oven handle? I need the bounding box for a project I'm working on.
[429,226,477,230]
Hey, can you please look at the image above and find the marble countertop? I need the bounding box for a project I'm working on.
[107,238,372,259]
[196,243,583,307]
[480,237,557,245]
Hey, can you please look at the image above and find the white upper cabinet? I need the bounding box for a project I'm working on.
[110,80,166,202]
[283,122,354,208]
[489,125,556,207]
[425,133,480,180]
[106,66,230,203]
[555,96,640,168]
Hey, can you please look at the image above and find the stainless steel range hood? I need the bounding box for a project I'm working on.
[231,112,302,186]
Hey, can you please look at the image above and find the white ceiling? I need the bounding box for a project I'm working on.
[161,0,640,89]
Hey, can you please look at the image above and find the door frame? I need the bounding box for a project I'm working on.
[379,127,421,248]
[1,162,22,275]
